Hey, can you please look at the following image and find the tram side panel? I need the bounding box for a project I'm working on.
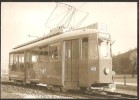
[25,49,40,83]
[79,37,89,87]
[47,60,62,85]
[88,33,113,87]
[98,38,113,83]
[38,45,49,84]
[9,52,26,82]
[25,47,49,84]
[39,62,48,84]
[79,34,99,88]
[46,42,62,86]
[88,35,99,87]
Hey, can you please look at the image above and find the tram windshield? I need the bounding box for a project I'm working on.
[98,38,111,59]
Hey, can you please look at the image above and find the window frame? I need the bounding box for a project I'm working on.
[49,42,60,61]
[9,53,14,65]
[39,45,49,62]
[98,38,111,59]
[18,52,25,64]
[31,47,40,63]
[82,37,88,59]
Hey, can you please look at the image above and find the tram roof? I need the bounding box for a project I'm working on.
[10,28,98,53]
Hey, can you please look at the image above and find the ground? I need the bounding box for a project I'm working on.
[1,74,137,99]
[1,90,23,98]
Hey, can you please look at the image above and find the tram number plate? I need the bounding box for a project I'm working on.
[91,67,96,71]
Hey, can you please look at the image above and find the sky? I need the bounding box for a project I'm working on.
[1,2,137,72]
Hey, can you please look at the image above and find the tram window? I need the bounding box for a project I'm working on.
[82,38,88,59]
[39,45,48,62]
[11,54,18,71]
[19,54,24,63]
[10,54,14,65]
[32,55,38,62]
[19,53,24,72]
[31,47,39,63]
[13,54,18,64]
[98,39,111,58]
[49,42,60,60]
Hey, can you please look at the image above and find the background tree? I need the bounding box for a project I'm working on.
[129,51,137,78]
[112,48,137,75]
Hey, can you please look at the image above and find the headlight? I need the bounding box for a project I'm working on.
[104,68,110,74]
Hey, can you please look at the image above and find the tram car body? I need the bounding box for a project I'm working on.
[9,22,116,91]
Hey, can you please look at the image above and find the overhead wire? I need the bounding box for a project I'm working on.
[74,3,89,29]
[63,7,75,28]
[67,9,76,27]
[48,9,69,24]
[45,2,88,30]
[45,3,58,27]
[75,12,89,28]
[57,7,72,27]
[56,2,77,28]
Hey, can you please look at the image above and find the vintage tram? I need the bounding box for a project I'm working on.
[9,22,116,92]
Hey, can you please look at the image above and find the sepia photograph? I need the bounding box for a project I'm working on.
[1,2,137,99]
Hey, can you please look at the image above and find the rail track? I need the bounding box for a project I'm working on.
[1,81,137,99]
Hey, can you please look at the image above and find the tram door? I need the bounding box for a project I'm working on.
[65,39,79,88]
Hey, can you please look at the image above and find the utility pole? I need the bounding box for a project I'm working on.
[124,71,126,86]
